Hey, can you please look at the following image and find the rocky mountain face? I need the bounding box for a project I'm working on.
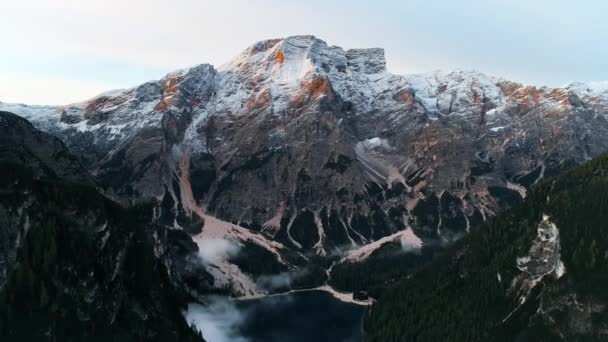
[3,35,608,294]
[0,111,203,341]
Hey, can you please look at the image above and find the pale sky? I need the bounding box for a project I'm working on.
[2,0,607,105]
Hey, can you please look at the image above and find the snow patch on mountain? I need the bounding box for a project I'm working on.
[567,81,608,96]
[404,69,504,117]
[355,137,409,188]
[0,102,61,122]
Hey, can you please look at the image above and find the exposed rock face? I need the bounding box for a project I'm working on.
[3,35,608,256]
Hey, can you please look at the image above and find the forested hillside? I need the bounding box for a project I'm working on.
[365,155,608,341]
[0,111,202,341]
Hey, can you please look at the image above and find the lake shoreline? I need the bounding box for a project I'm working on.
[236,284,373,306]
[186,289,368,342]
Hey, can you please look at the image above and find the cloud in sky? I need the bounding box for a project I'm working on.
[2,0,608,104]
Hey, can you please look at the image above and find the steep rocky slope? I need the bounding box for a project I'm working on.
[0,111,202,341]
[365,155,608,341]
[3,36,608,294]
[0,110,94,187]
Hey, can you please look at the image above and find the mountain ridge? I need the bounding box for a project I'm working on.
[4,35,608,110]
[2,35,608,297]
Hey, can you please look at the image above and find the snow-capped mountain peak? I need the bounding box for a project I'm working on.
[2,36,608,259]
[215,35,389,114]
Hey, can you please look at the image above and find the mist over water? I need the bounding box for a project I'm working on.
[186,290,366,342]
[186,297,248,342]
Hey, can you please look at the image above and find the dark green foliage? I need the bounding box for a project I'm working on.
[350,212,373,242]
[370,203,396,240]
[228,240,288,277]
[439,191,467,237]
[290,254,331,290]
[488,185,523,209]
[323,154,352,173]
[365,155,608,342]
[289,209,319,249]
[411,193,440,239]
[329,243,440,298]
[159,185,177,226]
[386,182,407,198]
[514,165,543,187]
[321,207,352,247]
[0,166,202,341]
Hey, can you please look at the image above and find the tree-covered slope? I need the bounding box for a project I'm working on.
[365,155,608,341]
[0,111,202,341]
[329,241,440,298]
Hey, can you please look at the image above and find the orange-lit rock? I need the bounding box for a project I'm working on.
[246,89,272,112]
[274,50,285,64]
[156,74,185,111]
[84,96,111,118]
[289,77,333,108]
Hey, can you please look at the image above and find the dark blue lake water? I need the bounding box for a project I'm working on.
[187,290,367,342]
[237,290,367,342]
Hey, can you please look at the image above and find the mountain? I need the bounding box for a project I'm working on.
[0,111,202,341]
[0,110,94,187]
[364,155,608,341]
[2,35,608,297]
